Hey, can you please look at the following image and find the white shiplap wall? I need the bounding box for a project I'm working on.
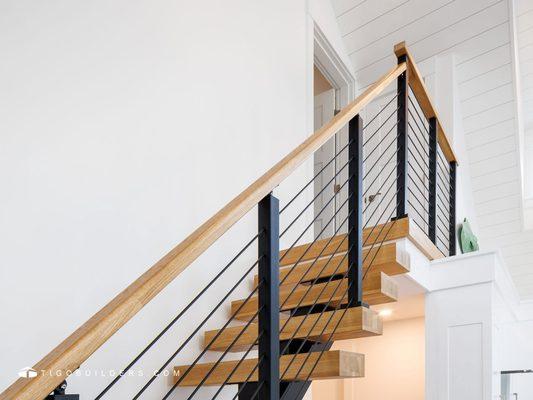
[512,0,533,297]
[331,0,533,298]
[517,1,533,203]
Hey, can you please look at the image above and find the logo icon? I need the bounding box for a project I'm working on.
[18,367,37,378]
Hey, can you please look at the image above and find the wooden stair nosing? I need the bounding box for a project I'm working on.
[232,272,397,321]
[203,306,382,352]
[253,241,410,289]
[173,350,364,386]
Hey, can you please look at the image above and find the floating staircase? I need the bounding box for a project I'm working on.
[171,219,416,397]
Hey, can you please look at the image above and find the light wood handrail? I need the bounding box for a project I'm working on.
[394,41,458,164]
[0,62,406,400]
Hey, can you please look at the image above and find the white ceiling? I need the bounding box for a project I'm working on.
[331,0,533,299]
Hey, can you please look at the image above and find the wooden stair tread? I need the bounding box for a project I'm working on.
[204,306,381,352]
[254,241,409,289]
[279,217,442,266]
[232,273,397,321]
[173,350,364,386]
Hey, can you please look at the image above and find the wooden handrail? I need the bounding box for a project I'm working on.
[0,62,406,400]
[394,41,458,164]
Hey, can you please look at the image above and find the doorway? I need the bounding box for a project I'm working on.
[313,66,337,239]
[312,25,355,240]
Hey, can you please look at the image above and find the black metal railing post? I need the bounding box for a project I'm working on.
[396,54,409,219]
[258,193,280,400]
[428,117,438,244]
[348,114,364,308]
[449,162,457,256]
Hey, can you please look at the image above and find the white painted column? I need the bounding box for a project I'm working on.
[426,281,493,400]
[424,251,518,400]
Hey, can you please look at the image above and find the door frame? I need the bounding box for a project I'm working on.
[312,23,356,116]
[309,22,357,234]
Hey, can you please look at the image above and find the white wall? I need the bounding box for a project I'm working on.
[0,1,356,398]
[434,54,479,247]
[311,317,425,400]
[499,320,533,371]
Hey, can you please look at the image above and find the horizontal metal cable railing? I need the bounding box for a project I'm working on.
[237,101,405,400]
[404,87,456,256]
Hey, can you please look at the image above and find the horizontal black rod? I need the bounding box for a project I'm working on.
[362,204,401,280]
[363,136,398,182]
[363,179,399,228]
[94,233,259,399]
[407,201,428,224]
[407,156,430,184]
[281,281,356,400]
[279,250,354,380]
[408,96,430,139]
[280,157,352,238]
[407,148,430,183]
[436,202,450,223]
[410,217,427,234]
[290,186,403,399]
[437,209,450,226]
[362,186,401,246]
[279,175,352,264]
[363,122,399,164]
[408,188,430,215]
[231,358,265,400]
[162,287,263,400]
[407,134,430,168]
[363,107,400,147]
[278,233,352,346]
[210,332,264,400]
[278,205,353,311]
[407,121,430,159]
[363,162,399,213]
[280,139,352,215]
[363,93,399,130]
[437,147,449,167]
[185,305,264,400]
[135,258,261,399]
[276,202,354,321]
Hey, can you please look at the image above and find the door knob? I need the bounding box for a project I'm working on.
[366,192,382,204]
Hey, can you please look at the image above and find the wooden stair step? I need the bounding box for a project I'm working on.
[173,350,364,386]
[254,241,409,289]
[232,272,397,321]
[279,217,443,266]
[204,306,381,352]
[279,219,410,266]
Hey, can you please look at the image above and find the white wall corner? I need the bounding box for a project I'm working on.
[306,0,357,138]
[307,0,355,84]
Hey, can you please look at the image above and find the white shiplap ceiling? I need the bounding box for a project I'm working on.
[330,0,533,299]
